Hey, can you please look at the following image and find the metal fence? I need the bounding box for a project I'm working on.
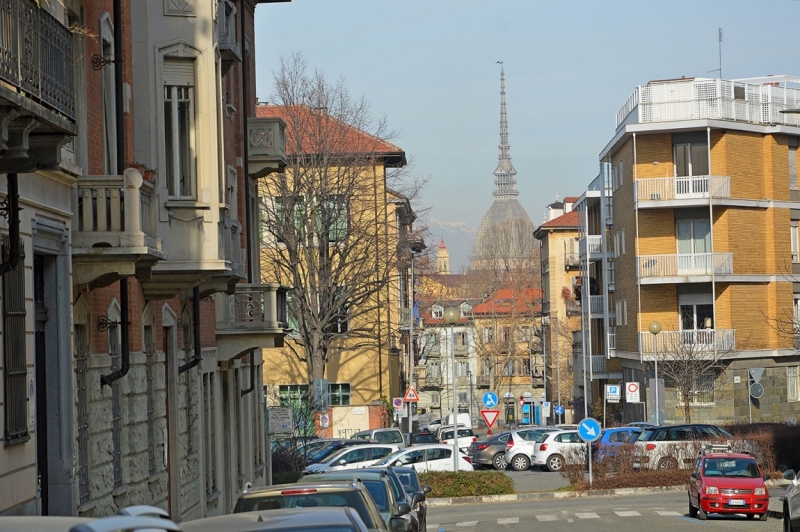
[637,252,733,278]
[635,176,731,202]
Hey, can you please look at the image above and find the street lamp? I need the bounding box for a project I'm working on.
[649,321,661,424]
[443,306,460,473]
[404,238,425,434]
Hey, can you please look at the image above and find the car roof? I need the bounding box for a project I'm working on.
[241,481,362,497]
[703,452,754,460]
[182,507,364,532]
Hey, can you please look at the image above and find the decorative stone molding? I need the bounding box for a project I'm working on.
[164,0,195,17]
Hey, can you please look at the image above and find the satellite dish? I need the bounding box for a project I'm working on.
[749,382,764,399]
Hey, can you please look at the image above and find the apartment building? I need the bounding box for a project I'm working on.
[578,75,800,425]
[0,0,289,518]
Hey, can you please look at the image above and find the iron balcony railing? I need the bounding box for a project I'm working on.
[590,355,606,374]
[453,345,469,357]
[0,0,75,120]
[635,176,731,203]
[564,251,580,268]
[616,78,800,130]
[639,328,735,355]
[585,295,605,316]
[476,375,490,387]
[637,252,733,278]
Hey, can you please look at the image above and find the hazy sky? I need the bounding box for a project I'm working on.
[255,0,800,233]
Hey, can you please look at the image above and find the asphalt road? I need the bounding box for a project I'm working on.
[426,491,782,531]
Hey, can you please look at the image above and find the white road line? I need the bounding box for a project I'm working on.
[497,517,519,524]
[656,510,682,516]
[536,515,558,522]
[615,511,642,517]
[455,521,478,527]
[567,518,574,523]
[426,525,439,530]
[575,512,601,519]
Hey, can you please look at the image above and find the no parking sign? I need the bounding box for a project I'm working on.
[626,382,640,403]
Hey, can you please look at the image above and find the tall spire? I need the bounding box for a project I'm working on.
[493,62,518,199]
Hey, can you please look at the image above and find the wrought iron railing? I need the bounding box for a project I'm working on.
[453,345,469,356]
[476,375,491,387]
[0,0,75,120]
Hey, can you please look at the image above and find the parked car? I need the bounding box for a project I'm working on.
[0,506,180,532]
[233,479,389,531]
[529,429,586,472]
[304,439,377,466]
[468,431,511,470]
[374,443,474,472]
[688,446,769,521]
[633,424,733,470]
[405,432,438,446]
[352,428,406,448]
[419,419,442,433]
[437,427,477,453]
[502,428,558,471]
[304,443,401,474]
[433,423,466,442]
[591,427,641,462]
[393,467,431,532]
[183,507,380,532]
[301,469,414,532]
[784,468,800,532]
[626,422,658,429]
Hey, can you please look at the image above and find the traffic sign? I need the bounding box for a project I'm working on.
[482,391,499,408]
[606,384,621,403]
[626,382,640,403]
[554,405,565,416]
[403,387,419,402]
[518,397,524,407]
[320,413,330,429]
[393,397,403,409]
[749,382,764,399]
[578,417,602,443]
[480,409,500,428]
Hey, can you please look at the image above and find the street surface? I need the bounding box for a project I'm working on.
[426,491,782,531]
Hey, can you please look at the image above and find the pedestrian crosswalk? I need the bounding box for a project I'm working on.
[427,507,684,529]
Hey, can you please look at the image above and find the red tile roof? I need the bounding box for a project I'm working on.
[256,104,406,167]
[538,210,580,229]
[563,196,579,203]
[471,288,541,315]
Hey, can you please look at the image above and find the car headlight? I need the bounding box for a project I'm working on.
[705,486,718,495]
[754,487,766,496]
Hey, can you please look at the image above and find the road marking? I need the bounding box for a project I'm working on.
[614,511,641,517]
[575,512,600,519]
[567,518,574,522]
[455,521,478,527]
[656,511,681,516]
[426,525,439,530]
[497,517,519,524]
[536,515,558,522]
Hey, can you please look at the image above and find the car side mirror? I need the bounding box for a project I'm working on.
[785,470,797,481]
[691,472,699,479]
[423,485,431,494]
[411,492,425,505]
[338,459,347,466]
[392,460,401,467]
[389,517,407,532]
[395,502,411,516]
[763,474,770,480]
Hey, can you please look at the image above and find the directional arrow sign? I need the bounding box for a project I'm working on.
[578,417,602,443]
[482,391,498,408]
[480,410,500,429]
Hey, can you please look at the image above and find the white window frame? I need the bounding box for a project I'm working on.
[621,228,626,255]
[788,366,799,402]
[163,79,196,199]
[432,306,443,319]
[792,221,799,263]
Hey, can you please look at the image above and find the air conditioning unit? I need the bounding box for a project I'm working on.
[608,283,615,292]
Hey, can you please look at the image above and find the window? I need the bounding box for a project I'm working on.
[279,384,309,406]
[456,331,468,346]
[791,144,799,190]
[456,362,468,377]
[329,383,351,405]
[618,160,623,187]
[316,194,348,242]
[326,286,349,334]
[677,220,711,274]
[623,300,628,326]
[612,164,618,191]
[483,327,494,343]
[519,326,532,342]
[792,222,799,263]
[432,306,443,319]
[428,362,441,379]
[674,143,709,177]
[789,366,799,402]
[615,300,622,327]
[688,373,715,405]
[500,327,511,344]
[613,232,619,258]
[458,392,468,403]
[518,357,531,376]
[503,360,514,376]
[621,228,626,255]
[3,243,27,444]
[163,60,196,198]
[274,195,306,243]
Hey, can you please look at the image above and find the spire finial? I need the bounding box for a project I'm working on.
[492,62,517,200]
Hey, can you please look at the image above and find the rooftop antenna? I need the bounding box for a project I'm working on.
[708,28,723,78]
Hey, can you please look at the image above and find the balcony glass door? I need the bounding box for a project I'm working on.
[677,220,711,274]
[680,303,714,346]
[674,143,710,197]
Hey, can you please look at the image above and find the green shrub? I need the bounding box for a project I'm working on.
[418,471,514,498]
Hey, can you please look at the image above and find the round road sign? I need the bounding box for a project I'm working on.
[749,382,764,399]
[578,417,602,443]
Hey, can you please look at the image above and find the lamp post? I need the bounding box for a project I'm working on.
[649,321,661,424]
[405,239,425,434]
[443,307,460,473]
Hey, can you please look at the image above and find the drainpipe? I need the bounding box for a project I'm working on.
[179,286,203,373]
[101,0,130,387]
[0,173,21,277]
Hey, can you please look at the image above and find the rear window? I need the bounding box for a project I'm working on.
[535,432,551,443]
[456,429,474,438]
[376,430,403,444]
[637,429,660,442]
[411,434,436,444]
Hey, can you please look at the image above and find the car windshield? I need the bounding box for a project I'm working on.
[412,434,436,444]
[237,490,361,513]
[362,480,390,513]
[704,458,760,478]
[395,471,421,492]
[310,444,348,463]
[374,449,408,466]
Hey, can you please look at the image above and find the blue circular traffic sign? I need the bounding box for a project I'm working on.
[578,417,602,443]
[482,391,499,408]
[554,405,565,416]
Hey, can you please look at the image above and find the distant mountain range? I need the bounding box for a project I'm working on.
[424,218,477,273]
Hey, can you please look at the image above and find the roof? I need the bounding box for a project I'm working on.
[563,196,579,203]
[182,507,364,532]
[256,104,406,167]
[471,288,541,315]
[537,210,580,230]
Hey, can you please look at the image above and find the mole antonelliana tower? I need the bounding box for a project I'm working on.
[436,238,450,274]
[471,65,534,270]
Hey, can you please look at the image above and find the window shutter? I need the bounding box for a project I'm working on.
[163,60,195,86]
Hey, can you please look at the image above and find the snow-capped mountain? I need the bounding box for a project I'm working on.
[424,218,477,273]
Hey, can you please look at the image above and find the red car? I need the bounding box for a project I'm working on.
[688,449,770,521]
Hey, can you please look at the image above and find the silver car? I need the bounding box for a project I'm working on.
[785,469,800,532]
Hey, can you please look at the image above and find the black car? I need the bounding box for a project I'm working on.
[405,432,438,446]
[392,466,430,532]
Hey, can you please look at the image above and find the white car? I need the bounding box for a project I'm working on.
[530,429,586,472]
[784,468,800,532]
[633,424,733,470]
[374,443,474,472]
[438,427,477,453]
[502,428,558,471]
[303,443,400,474]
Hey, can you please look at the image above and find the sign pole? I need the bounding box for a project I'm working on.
[603,393,606,429]
[588,442,593,488]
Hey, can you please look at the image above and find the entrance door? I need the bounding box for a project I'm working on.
[680,303,714,348]
[33,255,49,514]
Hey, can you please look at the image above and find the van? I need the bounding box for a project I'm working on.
[351,427,406,448]
[446,413,472,429]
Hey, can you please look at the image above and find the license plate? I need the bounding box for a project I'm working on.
[728,499,745,506]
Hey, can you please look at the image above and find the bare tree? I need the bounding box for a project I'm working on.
[259,53,424,385]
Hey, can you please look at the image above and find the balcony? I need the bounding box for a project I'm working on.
[583,295,606,317]
[579,235,603,259]
[476,375,490,388]
[0,0,75,133]
[637,253,733,282]
[564,251,580,268]
[248,116,287,177]
[590,355,606,374]
[617,78,800,131]
[217,0,242,71]
[398,307,412,330]
[639,328,736,356]
[635,176,731,205]
[420,373,441,389]
[72,169,166,289]
[216,283,289,360]
[453,345,469,357]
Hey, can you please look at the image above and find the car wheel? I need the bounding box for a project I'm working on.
[785,504,793,532]
[759,512,768,522]
[493,453,507,470]
[510,454,530,471]
[688,498,698,518]
[546,454,564,472]
[657,457,678,470]
[698,507,707,521]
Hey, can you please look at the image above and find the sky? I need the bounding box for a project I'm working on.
[254,0,800,265]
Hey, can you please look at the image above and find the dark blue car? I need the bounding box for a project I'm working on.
[591,427,641,462]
